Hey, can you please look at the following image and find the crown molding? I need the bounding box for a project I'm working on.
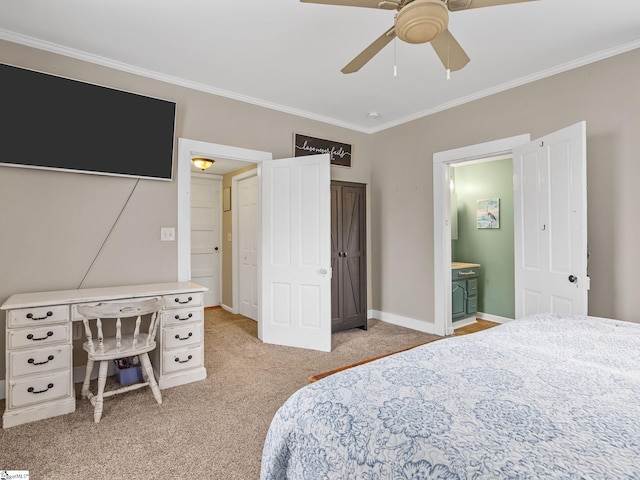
[3,29,639,135]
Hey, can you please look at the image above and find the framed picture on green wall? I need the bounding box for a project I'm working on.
[477,198,500,229]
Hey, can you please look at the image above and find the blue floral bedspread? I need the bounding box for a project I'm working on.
[261,313,640,479]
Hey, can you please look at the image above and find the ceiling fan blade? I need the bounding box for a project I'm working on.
[300,0,394,8]
[430,29,470,72]
[341,27,397,74]
[447,0,536,11]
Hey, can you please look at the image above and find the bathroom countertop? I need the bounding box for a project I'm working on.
[452,262,481,269]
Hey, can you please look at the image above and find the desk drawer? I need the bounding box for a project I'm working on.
[164,324,202,349]
[163,345,203,374]
[10,345,71,377]
[8,305,69,328]
[162,292,204,310]
[162,307,203,326]
[7,324,70,349]
[9,372,72,409]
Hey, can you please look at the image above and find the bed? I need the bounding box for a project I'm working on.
[261,313,640,479]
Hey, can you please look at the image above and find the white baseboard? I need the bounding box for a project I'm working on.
[367,309,513,337]
[220,303,237,314]
[0,310,512,402]
[369,309,438,335]
[476,312,513,324]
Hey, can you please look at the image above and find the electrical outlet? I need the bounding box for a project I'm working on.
[161,227,175,241]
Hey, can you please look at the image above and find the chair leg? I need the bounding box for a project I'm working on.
[94,360,109,423]
[140,360,149,382]
[81,358,94,398]
[140,352,162,405]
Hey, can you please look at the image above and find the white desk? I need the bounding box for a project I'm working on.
[1,282,208,428]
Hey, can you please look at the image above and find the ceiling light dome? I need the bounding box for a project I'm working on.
[395,0,449,44]
[192,157,214,171]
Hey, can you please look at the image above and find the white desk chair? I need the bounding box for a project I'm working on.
[77,297,163,423]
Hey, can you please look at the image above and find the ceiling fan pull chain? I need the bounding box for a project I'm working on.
[393,37,398,77]
[446,36,451,80]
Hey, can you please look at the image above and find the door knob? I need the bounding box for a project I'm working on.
[318,268,328,276]
[568,275,577,283]
[214,247,219,251]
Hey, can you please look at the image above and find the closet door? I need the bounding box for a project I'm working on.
[331,181,367,332]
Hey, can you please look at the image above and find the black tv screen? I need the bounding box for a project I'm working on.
[0,63,176,180]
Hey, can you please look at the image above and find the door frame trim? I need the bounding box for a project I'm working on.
[432,134,530,336]
[177,138,271,288]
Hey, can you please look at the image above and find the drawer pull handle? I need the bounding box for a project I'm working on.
[28,383,54,394]
[175,332,193,341]
[27,331,54,341]
[28,355,55,365]
[26,311,53,321]
[174,355,193,364]
[174,313,193,321]
[458,270,476,276]
[174,296,193,304]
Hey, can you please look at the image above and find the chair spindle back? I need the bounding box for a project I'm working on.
[78,298,162,354]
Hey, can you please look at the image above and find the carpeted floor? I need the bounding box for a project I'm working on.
[0,309,441,479]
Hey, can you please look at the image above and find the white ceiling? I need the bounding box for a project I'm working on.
[2,0,640,135]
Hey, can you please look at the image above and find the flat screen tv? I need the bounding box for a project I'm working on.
[1,63,176,181]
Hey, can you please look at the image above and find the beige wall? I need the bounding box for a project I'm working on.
[370,47,640,327]
[2,37,638,384]
[0,40,371,381]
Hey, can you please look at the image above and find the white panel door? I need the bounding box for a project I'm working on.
[238,175,259,320]
[260,154,332,352]
[514,121,588,318]
[190,175,221,307]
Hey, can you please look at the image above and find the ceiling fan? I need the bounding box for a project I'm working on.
[301,0,536,74]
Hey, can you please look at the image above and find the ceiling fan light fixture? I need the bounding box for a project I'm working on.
[395,0,449,44]
[192,157,214,171]
[446,0,472,11]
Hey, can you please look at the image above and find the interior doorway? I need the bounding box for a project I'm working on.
[450,155,515,327]
[178,140,332,351]
[434,123,588,336]
[433,134,531,336]
[176,138,271,287]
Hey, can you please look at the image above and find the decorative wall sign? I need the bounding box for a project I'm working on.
[477,198,500,229]
[294,133,352,167]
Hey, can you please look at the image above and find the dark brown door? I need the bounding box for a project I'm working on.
[331,181,367,332]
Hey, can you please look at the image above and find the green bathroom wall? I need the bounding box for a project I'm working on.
[452,158,515,319]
